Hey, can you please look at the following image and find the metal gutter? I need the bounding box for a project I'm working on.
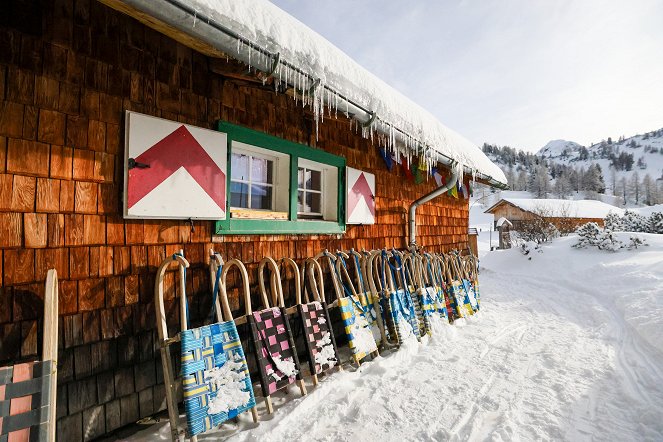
[115,0,507,189]
[408,168,459,249]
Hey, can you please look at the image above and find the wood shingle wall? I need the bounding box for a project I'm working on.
[0,1,470,440]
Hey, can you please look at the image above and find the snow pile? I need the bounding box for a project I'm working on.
[130,235,663,441]
[184,0,506,184]
[313,332,337,368]
[271,354,298,379]
[396,317,416,344]
[350,314,378,355]
[204,359,251,415]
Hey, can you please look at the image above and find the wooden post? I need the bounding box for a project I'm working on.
[43,269,59,442]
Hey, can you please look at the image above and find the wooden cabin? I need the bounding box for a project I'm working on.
[0,0,506,439]
[484,198,623,234]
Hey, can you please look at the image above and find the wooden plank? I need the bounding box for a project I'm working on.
[50,145,73,179]
[38,109,66,145]
[3,249,35,285]
[36,177,61,212]
[72,149,95,181]
[65,115,89,149]
[23,212,48,248]
[231,209,289,220]
[0,212,22,248]
[11,174,36,212]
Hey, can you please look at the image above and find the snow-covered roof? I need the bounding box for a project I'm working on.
[496,217,512,227]
[489,198,624,219]
[183,0,506,185]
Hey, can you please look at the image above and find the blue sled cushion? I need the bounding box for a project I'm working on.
[180,321,256,437]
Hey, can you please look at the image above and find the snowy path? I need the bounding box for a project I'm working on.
[129,234,663,441]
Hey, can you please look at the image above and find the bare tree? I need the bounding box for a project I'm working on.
[628,171,641,205]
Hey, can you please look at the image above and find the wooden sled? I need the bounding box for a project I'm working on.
[0,269,58,442]
[323,250,379,366]
[291,257,343,386]
[443,254,474,318]
[250,257,307,415]
[380,249,420,345]
[155,252,258,441]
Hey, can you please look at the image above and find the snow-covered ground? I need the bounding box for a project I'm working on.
[126,233,663,441]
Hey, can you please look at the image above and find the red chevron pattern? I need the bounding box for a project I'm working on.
[347,172,375,218]
[127,125,226,209]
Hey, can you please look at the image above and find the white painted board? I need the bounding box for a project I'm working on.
[124,111,227,219]
[346,167,375,225]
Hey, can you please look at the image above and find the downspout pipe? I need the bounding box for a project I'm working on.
[408,168,459,250]
[110,0,506,189]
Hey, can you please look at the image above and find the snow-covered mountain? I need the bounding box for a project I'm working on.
[537,139,584,160]
[535,129,663,181]
[481,127,663,206]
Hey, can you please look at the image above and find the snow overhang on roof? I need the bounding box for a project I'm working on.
[102,0,507,188]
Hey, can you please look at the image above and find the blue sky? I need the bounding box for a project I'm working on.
[270,0,663,152]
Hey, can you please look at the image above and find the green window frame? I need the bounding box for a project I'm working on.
[215,121,346,235]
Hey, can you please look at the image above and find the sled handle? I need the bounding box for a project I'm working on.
[209,249,225,322]
[220,259,253,323]
[303,257,325,303]
[279,257,301,312]
[258,257,284,309]
[319,250,342,305]
[335,251,360,298]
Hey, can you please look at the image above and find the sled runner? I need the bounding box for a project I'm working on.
[251,257,307,414]
[0,269,58,442]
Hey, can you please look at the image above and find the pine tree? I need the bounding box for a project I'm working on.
[622,210,647,232]
[648,212,663,234]
[604,213,623,231]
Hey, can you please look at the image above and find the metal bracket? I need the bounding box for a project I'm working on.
[128,158,150,170]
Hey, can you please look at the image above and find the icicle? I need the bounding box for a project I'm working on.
[334,92,338,119]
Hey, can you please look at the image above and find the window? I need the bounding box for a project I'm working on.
[229,141,289,218]
[230,153,274,210]
[297,158,338,221]
[298,166,322,217]
[215,122,346,235]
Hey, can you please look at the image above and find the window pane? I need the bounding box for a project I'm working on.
[297,190,305,213]
[251,157,273,184]
[305,192,321,214]
[304,169,312,190]
[297,168,305,189]
[309,170,322,191]
[231,154,249,181]
[251,184,272,210]
[230,181,249,208]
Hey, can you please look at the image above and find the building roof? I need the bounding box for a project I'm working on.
[112,0,507,186]
[485,198,624,219]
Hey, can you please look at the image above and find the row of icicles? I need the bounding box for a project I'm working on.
[230,35,475,186]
